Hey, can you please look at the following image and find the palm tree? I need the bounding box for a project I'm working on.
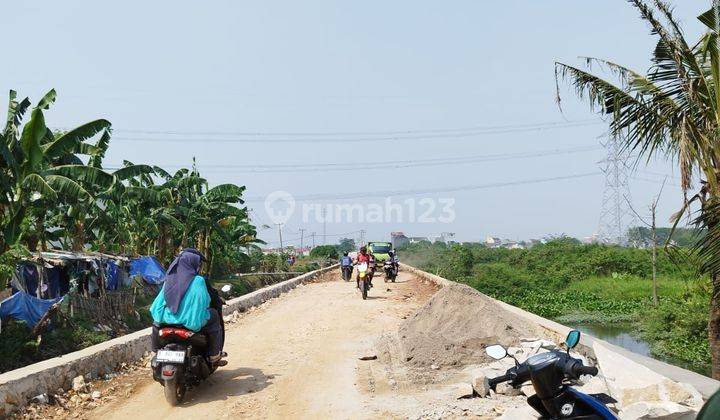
[556,0,720,377]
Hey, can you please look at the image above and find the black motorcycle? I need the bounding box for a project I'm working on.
[383,260,397,282]
[151,325,217,406]
[485,330,617,419]
[341,265,353,282]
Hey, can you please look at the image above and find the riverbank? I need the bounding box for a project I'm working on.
[398,239,712,376]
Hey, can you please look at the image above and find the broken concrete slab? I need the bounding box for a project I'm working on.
[498,404,538,419]
[593,341,703,411]
[496,382,523,396]
[453,382,474,399]
[575,375,611,396]
[71,376,86,392]
[520,384,536,397]
[472,374,490,397]
[620,401,696,420]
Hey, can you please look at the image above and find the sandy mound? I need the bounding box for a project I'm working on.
[392,282,543,369]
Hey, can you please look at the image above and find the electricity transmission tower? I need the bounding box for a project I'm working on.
[597,135,635,245]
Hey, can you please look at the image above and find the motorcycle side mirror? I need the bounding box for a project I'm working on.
[221,284,232,293]
[565,330,581,349]
[485,344,508,360]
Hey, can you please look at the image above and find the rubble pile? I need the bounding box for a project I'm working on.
[9,357,150,419]
[390,283,544,369]
[372,281,707,419]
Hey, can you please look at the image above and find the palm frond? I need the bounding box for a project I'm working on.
[45,175,92,202]
[204,184,246,203]
[113,164,155,181]
[19,107,47,171]
[43,165,114,189]
[21,173,58,201]
[36,89,56,110]
[43,119,111,159]
[89,129,111,168]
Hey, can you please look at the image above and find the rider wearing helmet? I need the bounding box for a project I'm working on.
[340,251,353,267]
[354,246,371,289]
[388,249,399,270]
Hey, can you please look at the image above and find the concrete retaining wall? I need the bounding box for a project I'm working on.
[0,264,338,417]
[400,263,720,399]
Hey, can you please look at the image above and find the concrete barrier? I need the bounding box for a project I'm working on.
[400,263,720,400]
[0,264,339,417]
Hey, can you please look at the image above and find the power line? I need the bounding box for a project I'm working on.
[244,172,602,203]
[106,119,602,138]
[107,120,604,144]
[103,145,602,173]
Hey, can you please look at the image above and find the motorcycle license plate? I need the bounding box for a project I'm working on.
[156,350,185,363]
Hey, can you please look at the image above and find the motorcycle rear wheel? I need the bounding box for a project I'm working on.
[163,377,186,406]
[360,279,368,300]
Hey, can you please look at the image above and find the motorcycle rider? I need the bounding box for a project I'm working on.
[340,251,353,280]
[150,248,227,366]
[386,249,399,277]
[354,246,371,289]
[388,250,399,268]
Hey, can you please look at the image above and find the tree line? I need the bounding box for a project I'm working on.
[0,89,260,280]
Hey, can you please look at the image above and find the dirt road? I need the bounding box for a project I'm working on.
[90,271,436,420]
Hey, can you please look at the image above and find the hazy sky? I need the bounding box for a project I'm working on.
[1,1,710,246]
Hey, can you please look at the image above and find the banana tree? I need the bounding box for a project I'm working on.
[556,0,720,377]
[1,89,112,252]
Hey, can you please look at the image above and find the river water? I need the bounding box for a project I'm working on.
[571,323,652,356]
[569,322,710,377]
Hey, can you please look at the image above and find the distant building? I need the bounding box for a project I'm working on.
[391,232,409,249]
[408,236,430,244]
[485,236,502,248]
[485,236,528,249]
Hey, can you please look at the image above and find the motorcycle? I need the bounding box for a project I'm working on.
[383,260,397,282]
[368,258,376,283]
[151,326,217,406]
[485,330,617,419]
[341,264,353,282]
[356,262,370,300]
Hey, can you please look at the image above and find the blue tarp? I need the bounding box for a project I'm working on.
[0,292,62,328]
[130,256,166,284]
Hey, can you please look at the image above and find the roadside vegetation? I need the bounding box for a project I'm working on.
[398,238,711,375]
[0,89,268,373]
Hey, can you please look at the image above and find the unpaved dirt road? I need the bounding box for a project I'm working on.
[90,271,436,420]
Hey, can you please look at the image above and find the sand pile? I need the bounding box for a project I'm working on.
[392,282,543,368]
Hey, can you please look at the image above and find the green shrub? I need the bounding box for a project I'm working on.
[310,245,338,260]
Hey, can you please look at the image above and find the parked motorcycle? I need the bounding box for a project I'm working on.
[383,260,397,282]
[357,262,370,300]
[151,326,217,406]
[485,330,617,419]
[341,265,353,282]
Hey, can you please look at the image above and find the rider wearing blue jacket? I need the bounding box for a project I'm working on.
[340,252,353,267]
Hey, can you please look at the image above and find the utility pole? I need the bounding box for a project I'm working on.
[275,223,284,253]
[299,228,306,256]
[311,232,316,249]
[360,229,365,247]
